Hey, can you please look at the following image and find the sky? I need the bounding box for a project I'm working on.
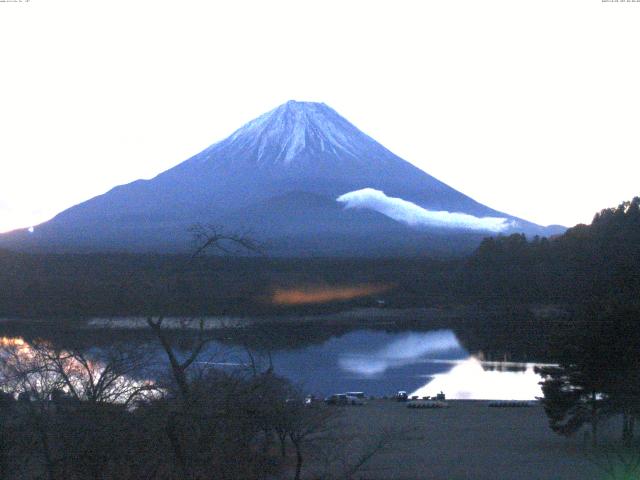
[1,0,639,233]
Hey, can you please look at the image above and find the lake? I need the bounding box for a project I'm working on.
[0,311,555,400]
[217,328,547,399]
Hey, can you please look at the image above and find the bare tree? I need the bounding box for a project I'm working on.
[274,397,338,480]
[1,340,68,480]
[0,339,164,480]
[146,317,212,402]
[188,224,262,259]
[309,424,411,480]
[147,223,262,399]
[37,342,157,407]
[144,316,220,480]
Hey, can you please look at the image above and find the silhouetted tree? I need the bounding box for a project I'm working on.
[537,303,640,446]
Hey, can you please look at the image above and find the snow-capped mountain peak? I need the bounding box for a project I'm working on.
[197,100,379,167]
[2,100,563,255]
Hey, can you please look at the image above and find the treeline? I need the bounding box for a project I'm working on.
[461,197,640,305]
[1,197,639,318]
[0,252,456,318]
[516,198,640,451]
[536,302,640,449]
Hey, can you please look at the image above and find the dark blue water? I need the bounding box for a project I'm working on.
[2,327,544,400]
[199,329,544,399]
[268,329,466,396]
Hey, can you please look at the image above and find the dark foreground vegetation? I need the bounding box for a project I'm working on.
[0,197,639,479]
[529,198,640,478]
[0,319,401,480]
[0,199,638,318]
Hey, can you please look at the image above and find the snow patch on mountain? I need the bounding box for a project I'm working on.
[218,101,364,164]
[337,188,514,232]
[284,113,307,161]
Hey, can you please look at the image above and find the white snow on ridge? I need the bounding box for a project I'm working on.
[284,110,307,162]
[220,101,361,163]
[337,188,514,232]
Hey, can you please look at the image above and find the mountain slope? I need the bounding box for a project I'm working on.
[1,100,563,255]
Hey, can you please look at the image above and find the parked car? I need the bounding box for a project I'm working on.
[324,393,348,405]
[325,393,365,405]
[346,391,366,399]
[395,390,408,402]
[345,394,365,405]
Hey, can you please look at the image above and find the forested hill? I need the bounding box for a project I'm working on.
[462,197,640,305]
[0,198,637,318]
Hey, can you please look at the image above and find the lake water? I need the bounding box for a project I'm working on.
[0,320,549,400]
[245,329,545,399]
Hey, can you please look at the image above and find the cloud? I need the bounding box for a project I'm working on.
[336,188,513,232]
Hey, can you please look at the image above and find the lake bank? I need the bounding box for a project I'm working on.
[310,399,623,480]
[0,304,569,359]
[0,308,566,400]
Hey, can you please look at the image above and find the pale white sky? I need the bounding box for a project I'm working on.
[1,0,639,233]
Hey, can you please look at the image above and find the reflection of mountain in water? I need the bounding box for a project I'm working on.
[261,329,545,398]
[0,319,548,399]
[268,329,469,396]
[337,330,461,376]
[478,360,527,373]
[442,306,568,364]
[411,358,543,400]
[0,305,566,365]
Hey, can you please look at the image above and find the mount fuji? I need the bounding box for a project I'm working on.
[2,101,564,256]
